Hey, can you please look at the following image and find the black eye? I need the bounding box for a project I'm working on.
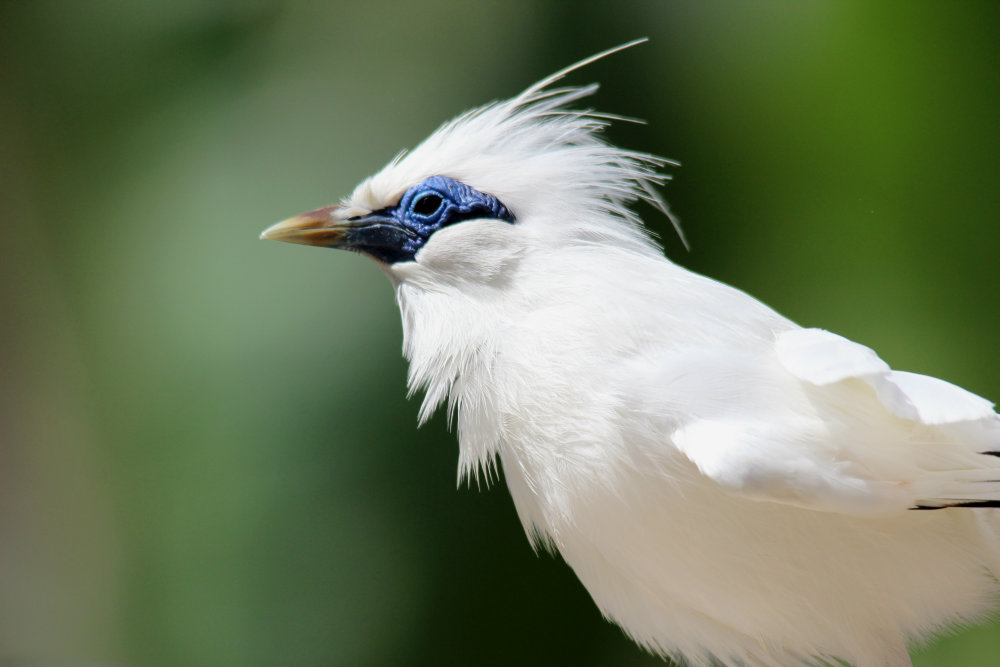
[411,192,443,217]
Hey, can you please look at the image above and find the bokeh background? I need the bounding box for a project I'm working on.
[2,1,999,664]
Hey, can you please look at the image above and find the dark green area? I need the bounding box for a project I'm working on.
[1,2,998,664]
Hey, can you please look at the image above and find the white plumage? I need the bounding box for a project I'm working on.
[262,42,1000,666]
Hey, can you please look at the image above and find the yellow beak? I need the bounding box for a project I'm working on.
[259,205,346,247]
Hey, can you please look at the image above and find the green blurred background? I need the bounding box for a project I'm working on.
[2,1,999,664]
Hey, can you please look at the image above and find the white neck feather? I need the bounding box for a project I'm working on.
[396,280,508,482]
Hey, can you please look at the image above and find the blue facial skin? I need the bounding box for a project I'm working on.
[338,176,515,264]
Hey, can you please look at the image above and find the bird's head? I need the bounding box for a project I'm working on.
[261,41,683,292]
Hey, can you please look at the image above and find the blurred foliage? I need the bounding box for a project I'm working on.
[1,1,998,664]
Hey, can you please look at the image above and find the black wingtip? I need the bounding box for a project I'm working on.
[912,500,1000,510]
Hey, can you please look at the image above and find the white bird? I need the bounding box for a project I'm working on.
[262,41,1000,667]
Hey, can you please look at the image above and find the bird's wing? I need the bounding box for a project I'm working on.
[775,328,995,425]
[670,416,915,515]
[664,328,1000,516]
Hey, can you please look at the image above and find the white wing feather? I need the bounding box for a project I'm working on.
[777,328,995,424]
[671,418,907,515]
[775,327,890,384]
[669,327,1000,515]
[880,370,996,424]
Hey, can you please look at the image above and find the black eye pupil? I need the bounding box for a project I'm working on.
[412,193,443,217]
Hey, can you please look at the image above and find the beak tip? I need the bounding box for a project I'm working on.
[259,205,344,247]
[259,223,285,242]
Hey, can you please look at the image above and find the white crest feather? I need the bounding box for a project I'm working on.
[344,38,687,254]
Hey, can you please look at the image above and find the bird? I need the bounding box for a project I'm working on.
[261,40,1000,667]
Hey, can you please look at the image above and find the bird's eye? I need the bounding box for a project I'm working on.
[411,192,443,217]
